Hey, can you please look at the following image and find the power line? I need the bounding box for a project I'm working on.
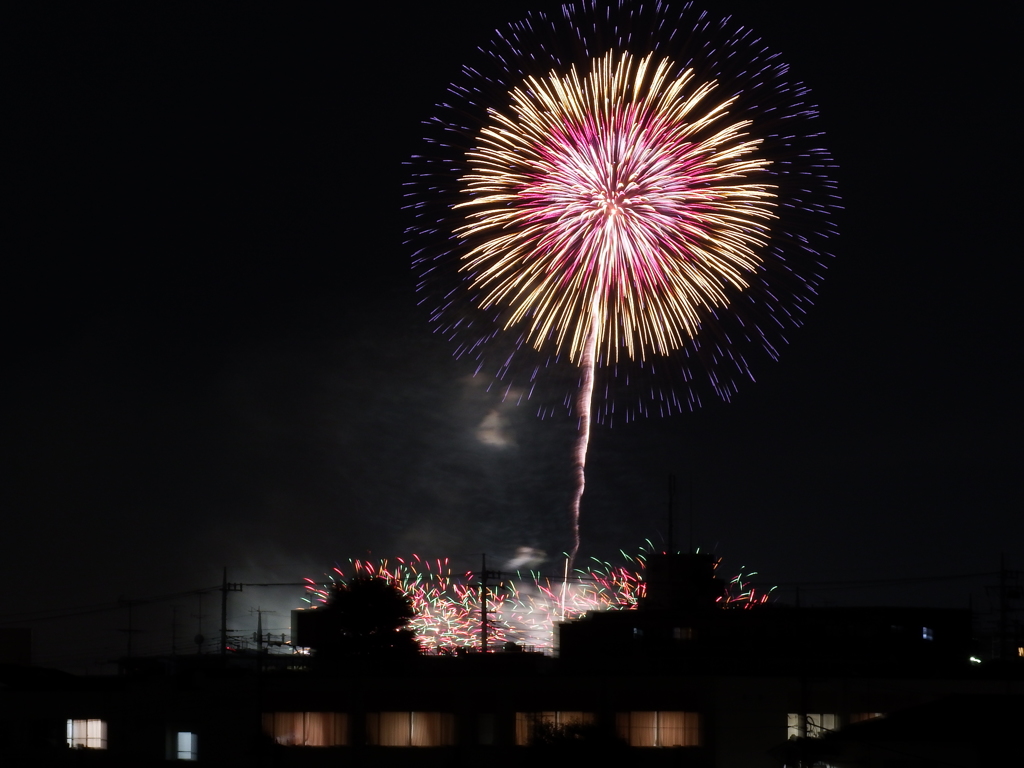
[0,585,220,625]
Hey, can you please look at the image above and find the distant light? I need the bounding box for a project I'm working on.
[969,656,982,665]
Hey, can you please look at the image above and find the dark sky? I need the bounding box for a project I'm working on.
[4,2,1020,671]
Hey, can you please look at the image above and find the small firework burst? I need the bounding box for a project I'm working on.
[303,548,774,654]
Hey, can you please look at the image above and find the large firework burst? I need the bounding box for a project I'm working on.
[407,1,839,560]
[457,50,776,366]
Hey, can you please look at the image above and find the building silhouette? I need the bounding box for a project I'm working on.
[2,553,1021,766]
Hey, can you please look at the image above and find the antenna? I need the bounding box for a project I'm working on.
[667,473,676,553]
[688,465,694,555]
[171,606,178,656]
[249,607,278,653]
[116,598,143,658]
[192,592,206,654]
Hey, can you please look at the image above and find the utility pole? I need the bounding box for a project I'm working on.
[475,555,502,653]
[220,567,244,655]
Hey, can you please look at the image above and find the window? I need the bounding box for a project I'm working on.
[515,711,594,745]
[366,712,455,747]
[477,713,495,746]
[922,626,934,641]
[175,732,197,760]
[787,713,838,739]
[66,719,107,749]
[616,712,700,747]
[262,712,348,746]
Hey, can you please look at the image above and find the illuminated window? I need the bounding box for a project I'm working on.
[787,713,838,739]
[365,712,455,747]
[175,732,197,760]
[262,712,348,746]
[616,711,700,747]
[922,626,934,641]
[66,719,107,749]
[515,711,595,745]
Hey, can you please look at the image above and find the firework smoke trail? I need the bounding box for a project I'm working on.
[569,304,599,567]
[409,2,840,559]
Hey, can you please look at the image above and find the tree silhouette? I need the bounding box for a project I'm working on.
[313,577,420,659]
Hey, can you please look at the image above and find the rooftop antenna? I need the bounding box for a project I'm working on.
[688,464,694,555]
[192,592,206,654]
[667,473,676,553]
[116,598,142,659]
[171,606,179,656]
[666,465,695,555]
[250,607,277,653]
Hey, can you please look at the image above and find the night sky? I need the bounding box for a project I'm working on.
[5,2,1020,672]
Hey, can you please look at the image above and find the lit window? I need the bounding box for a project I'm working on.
[922,626,934,641]
[515,711,594,745]
[66,719,107,749]
[366,712,455,747]
[787,713,838,739]
[262,712,348,746]
[616,711,700,747]
[175,732,197,760]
